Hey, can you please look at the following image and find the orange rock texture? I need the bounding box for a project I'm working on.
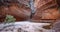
[0,0,60,22]
[33,0,59,20]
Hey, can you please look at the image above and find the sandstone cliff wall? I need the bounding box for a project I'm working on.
[0,0,60,23]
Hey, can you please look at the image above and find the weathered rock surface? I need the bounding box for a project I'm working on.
[0,21,52,32]
[0,0,60,22]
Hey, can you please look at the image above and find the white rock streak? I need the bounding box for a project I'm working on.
[0,21,51,32]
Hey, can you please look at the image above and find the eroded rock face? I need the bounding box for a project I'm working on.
[33,0,59,20]
[0,22,51,32]
[0,0,60,22]
[0,0,31,21]
[53,20,60,32]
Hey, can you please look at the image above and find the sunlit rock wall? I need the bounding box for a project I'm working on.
[0,0,60,23]
[32,0,59,23]
[33,0,59,20]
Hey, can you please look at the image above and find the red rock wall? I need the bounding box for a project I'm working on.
[0,0,60,23]
[33,0,59,20]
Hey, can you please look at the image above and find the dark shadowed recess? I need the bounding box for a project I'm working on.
[0,0,20,23]
[56,0,60,7]
[0,0,19,6]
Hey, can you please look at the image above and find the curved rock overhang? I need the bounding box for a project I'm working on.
[0,0,60,23]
